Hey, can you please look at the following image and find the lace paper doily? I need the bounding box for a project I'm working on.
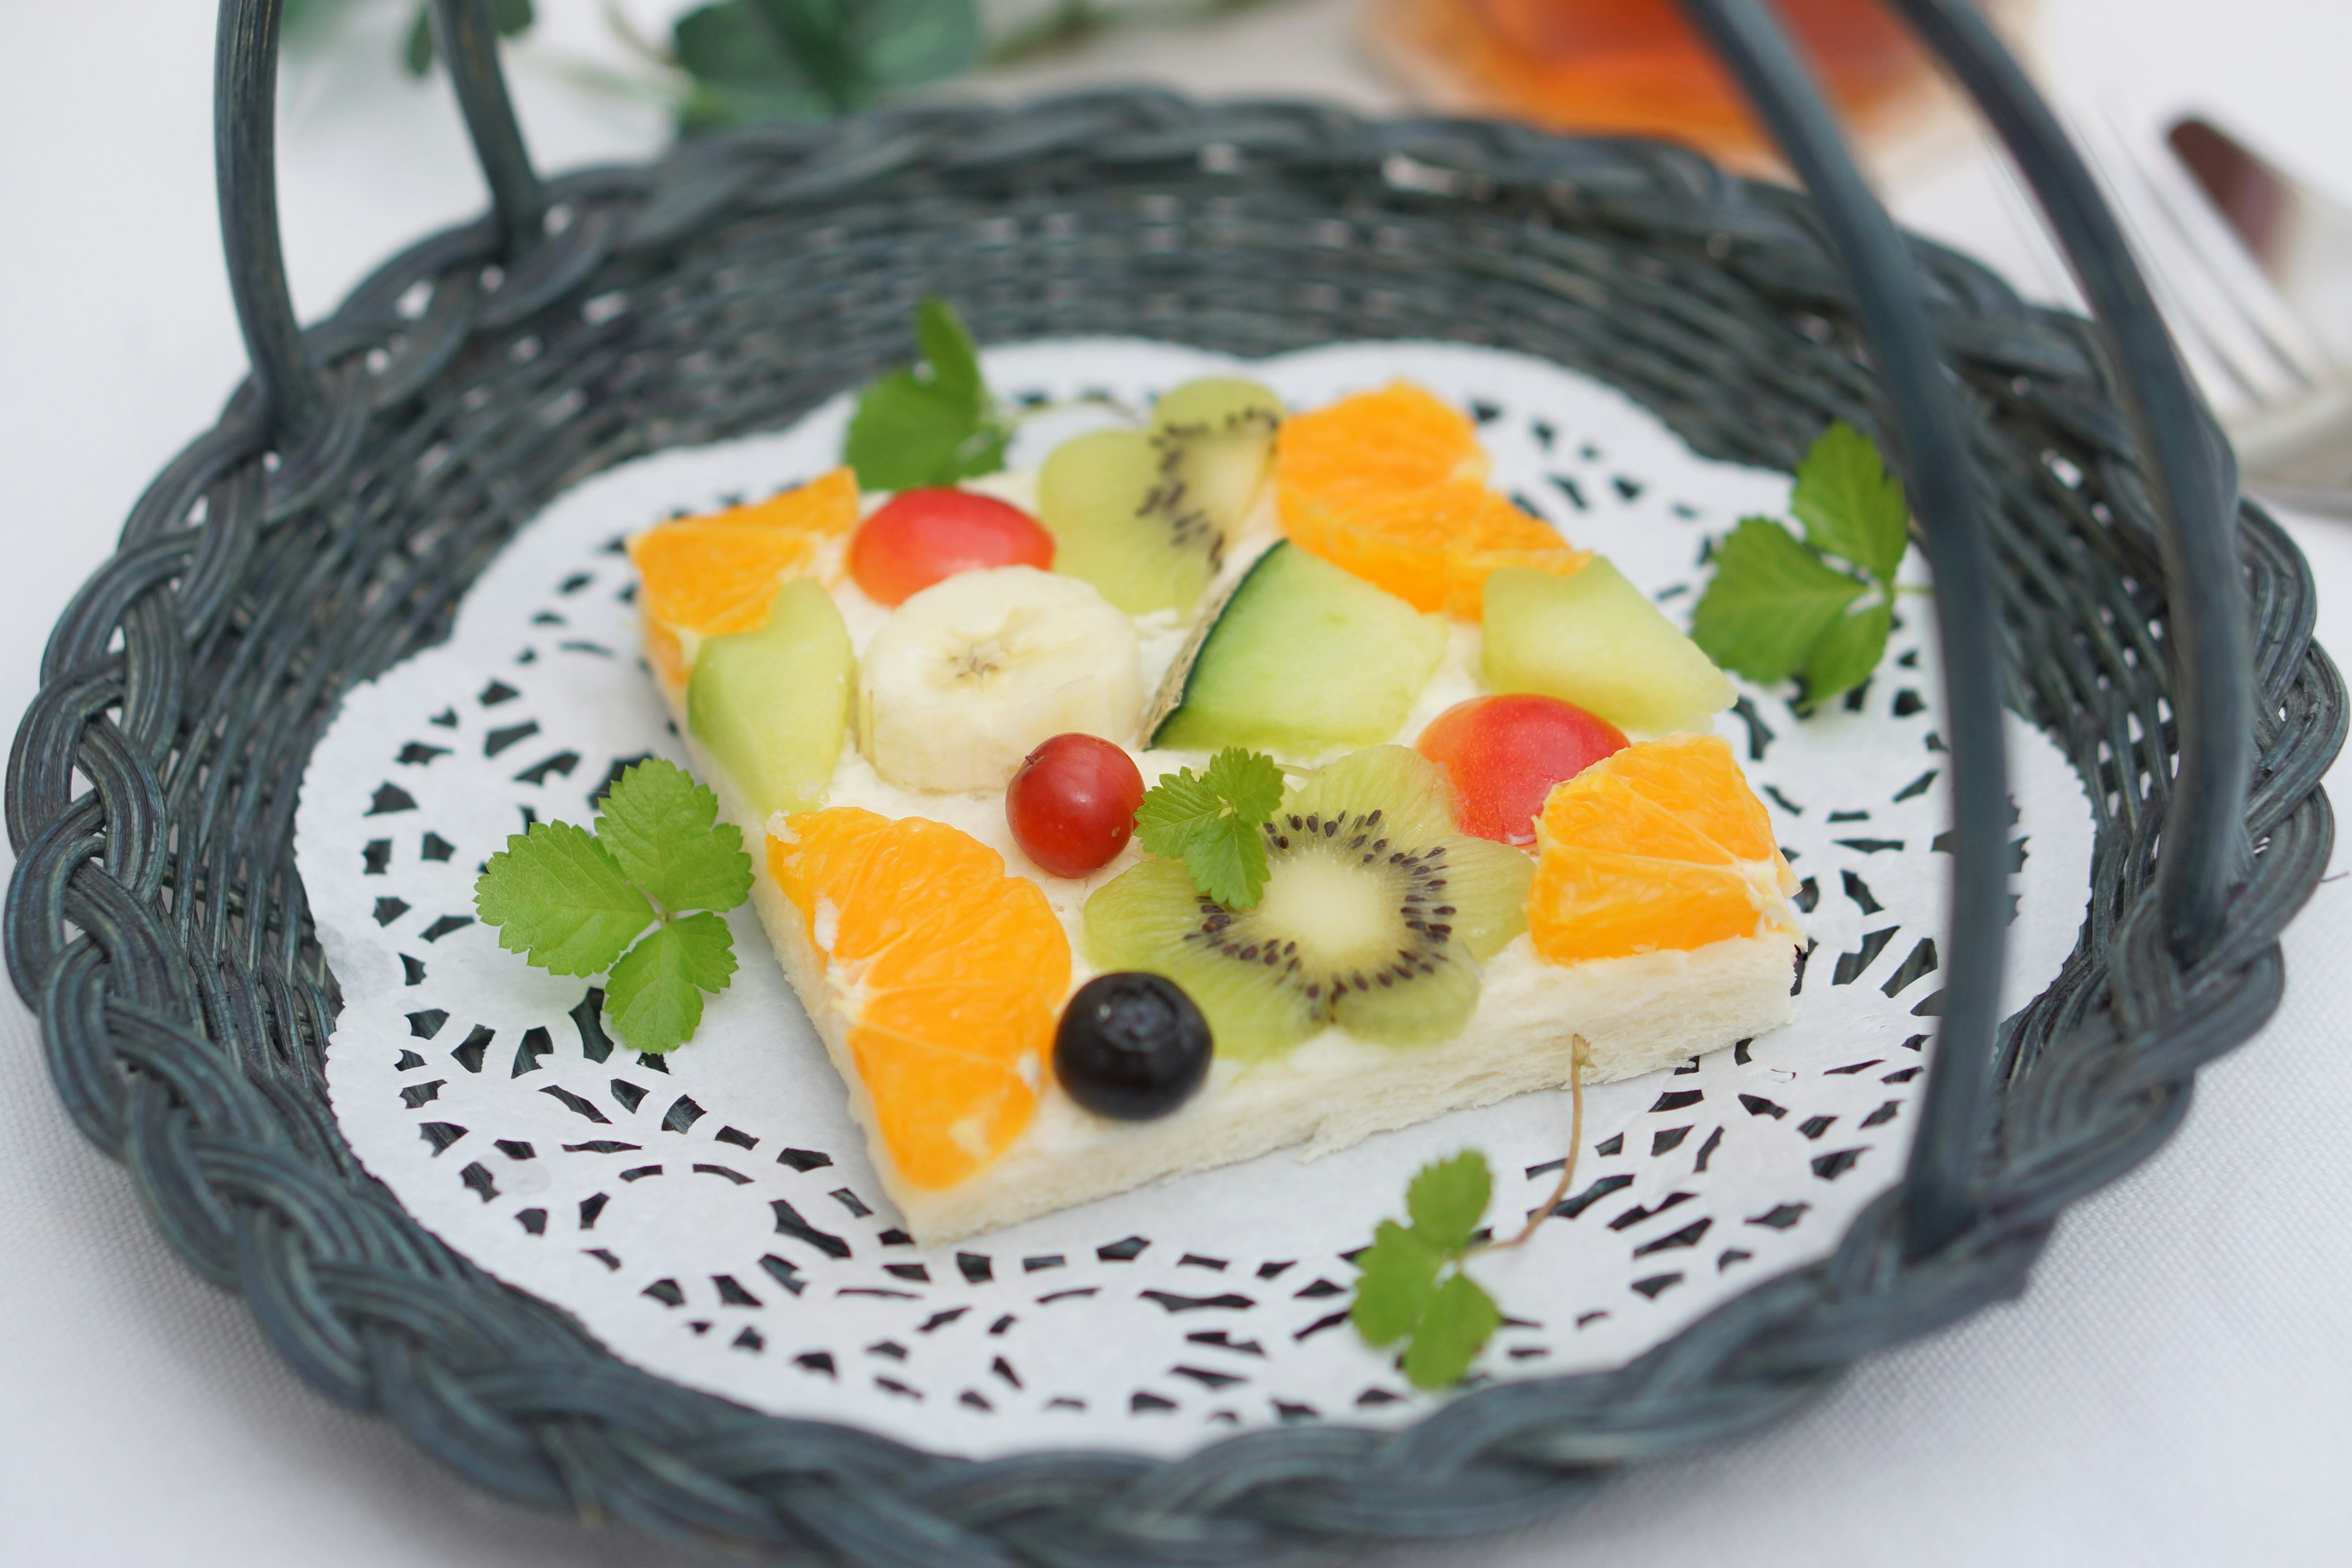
[301,340,2092,1460]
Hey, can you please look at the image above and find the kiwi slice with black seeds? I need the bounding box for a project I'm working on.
[1083,747,1533,1061]
[1037,378,1283,617]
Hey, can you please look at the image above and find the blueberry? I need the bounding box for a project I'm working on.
[1053,973,1213,1120]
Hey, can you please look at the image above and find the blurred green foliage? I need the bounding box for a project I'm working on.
[673,0,982,130]
[284,0,1288,136]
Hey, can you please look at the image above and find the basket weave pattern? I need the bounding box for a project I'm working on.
[7,96,2341,1561]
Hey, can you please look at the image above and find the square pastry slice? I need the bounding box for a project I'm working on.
[627,380,1803,1245]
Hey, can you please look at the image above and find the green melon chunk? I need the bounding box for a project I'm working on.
[686,576,854,818]
[1481,561,1733,735]
[1150,543,1447,757]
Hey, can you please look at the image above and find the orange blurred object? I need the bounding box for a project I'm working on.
[1371,0,1969,168]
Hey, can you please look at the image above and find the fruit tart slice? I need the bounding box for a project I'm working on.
[625,379,1801,1244]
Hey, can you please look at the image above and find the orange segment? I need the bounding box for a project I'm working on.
[1528,847,1766,964]
[630,522,820,636]
[1275,383,1587,617]
[1276,382,1488,500]
[627,468,859,639]
[769,810,1069,1189]
[644,619,687,690]
[1529,734,1792,963]
[1586,733,1779,863]
[1440,491,1593,619]
[696,467,861,537]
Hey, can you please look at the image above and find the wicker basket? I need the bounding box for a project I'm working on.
[6,0,2339,1561]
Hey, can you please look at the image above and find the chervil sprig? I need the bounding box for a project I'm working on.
[1691,420,1912,705]
[1134,747,1286,909]
[473,758,752,1051]
[843,297,1012,492]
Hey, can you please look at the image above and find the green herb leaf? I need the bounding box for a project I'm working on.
[594,759,753,914]
[1791,420,1910,585]
[1405,1150,1493,1254]
[1136,747,1286,908]
[1349,1220,1444,1346]
[1803,601,1893,704]
[843,298,1007,490]
[1400,1272,1503,1391]
[1691,517,1869,687]
[475,823,655,976]
[603,911,739,1052]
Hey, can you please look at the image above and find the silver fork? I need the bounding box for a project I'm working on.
[2064,108,2352,519]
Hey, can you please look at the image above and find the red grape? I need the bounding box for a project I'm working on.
[1007,734,1145,879]
[850,488,1055,606]
[1416,695,1629,845]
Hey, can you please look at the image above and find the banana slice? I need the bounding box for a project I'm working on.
[859,566,1144,792]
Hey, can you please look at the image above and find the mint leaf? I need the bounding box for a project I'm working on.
[1183,816,1270,911]
[1405,1150,1493,1253]
[475,823,655,976]
[913,295,984,407]
[843,298,1007,490]
[1792,421,1910,585]
[1691,517,1869,687]
[1400,1272,1503,1391]
[1201,746,1286,825]
[1134,768,1224,861]
[604,911,738,1052]
[1350,1220,1444,1346]
[1804,601,1893,703]
[1136,748,1285,908]
[595,759,753,914]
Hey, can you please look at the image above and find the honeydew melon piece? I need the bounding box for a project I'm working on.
[1480,561,1733,736]
[687,576,854,817]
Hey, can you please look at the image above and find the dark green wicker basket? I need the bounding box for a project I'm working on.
[7,0,2339,1561]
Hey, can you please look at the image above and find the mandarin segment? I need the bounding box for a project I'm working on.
[1274,382,1584,617]
[1529,734,1793,963]
[628,469,859,641]
[769,811,1068,1188]
[698,467,861,536]
[631,523,820,637]
[1588,733,1779,862]
[1276,382,1487,500]
[1529,847,1767,963]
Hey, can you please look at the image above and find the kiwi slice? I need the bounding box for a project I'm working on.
[1037,378,1283,616]
[1150,377,1284,540]
[1084,746,1533,1061]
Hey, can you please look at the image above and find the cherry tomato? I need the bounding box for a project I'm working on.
[850,488,1055,606]
[1007,734,1145,879]
[1415,695,1629,846]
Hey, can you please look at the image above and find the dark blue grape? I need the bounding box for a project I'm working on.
[1054,973,1212,1120]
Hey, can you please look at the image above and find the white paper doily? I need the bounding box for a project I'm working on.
[299,339,2094,1461]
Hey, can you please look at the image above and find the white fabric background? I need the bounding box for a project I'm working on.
[2,2,2346,1563]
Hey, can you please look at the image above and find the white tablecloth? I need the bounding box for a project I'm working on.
[4,3,2347,1563]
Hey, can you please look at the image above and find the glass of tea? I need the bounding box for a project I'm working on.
[1368,0,2016,170]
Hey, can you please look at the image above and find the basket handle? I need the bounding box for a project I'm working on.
[213,0,543,440]
[1678,0,2252,1260]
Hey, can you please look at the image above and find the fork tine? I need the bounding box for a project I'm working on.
[2062,110,2257,410]
[2071,106,2331,418]
[2114,108,2337,391]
